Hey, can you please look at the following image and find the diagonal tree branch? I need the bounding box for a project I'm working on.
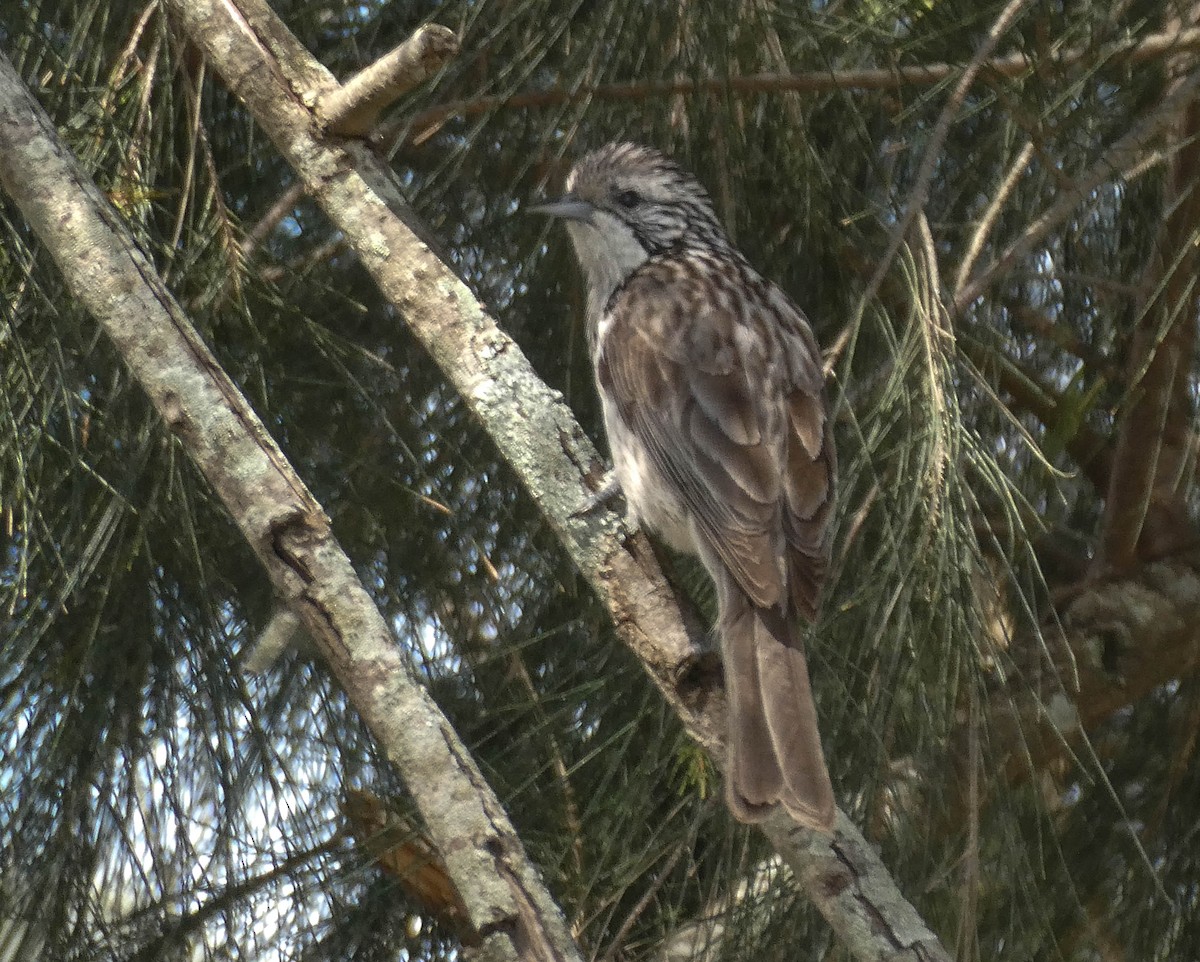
[0,50,577,962]
[953,140,1036,297]
[162,1,952,959]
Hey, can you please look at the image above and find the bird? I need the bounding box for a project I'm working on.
[531,142,837,830]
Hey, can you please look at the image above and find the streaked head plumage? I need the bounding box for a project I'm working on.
[562,142,721,246]
[533,142,730,315]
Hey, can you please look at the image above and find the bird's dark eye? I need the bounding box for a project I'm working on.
[614,189,641,209]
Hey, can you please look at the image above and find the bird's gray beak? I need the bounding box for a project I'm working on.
[526,194,595,223]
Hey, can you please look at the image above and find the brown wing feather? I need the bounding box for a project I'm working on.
[598,256,833,617]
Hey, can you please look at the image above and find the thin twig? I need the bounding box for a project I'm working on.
[861,0,1033,315]
[241,181,304,258]
[597,840,686,962]
[1004,298,1120,379]
[260,236,343,284]
[98,2,159,120]
[954,691,981,961]
[169,54,204,253]
[953,140,1036,297]
[953,70,1200,312]
[401,24,1200,135]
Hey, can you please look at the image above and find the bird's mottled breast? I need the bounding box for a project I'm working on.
[591,256,713,552]
[600,386,697,552]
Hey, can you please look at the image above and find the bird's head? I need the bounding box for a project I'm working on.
[531,143,728,303]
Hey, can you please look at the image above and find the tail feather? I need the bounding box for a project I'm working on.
[721,594,834,831]
[723,604,784,819]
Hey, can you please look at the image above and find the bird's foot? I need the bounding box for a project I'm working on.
[571,469,623,519]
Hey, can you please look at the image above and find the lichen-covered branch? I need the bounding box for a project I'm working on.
[967,554,1200,795]
[0,48,577,962]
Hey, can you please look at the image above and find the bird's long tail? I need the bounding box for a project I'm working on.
[721,589,834,831]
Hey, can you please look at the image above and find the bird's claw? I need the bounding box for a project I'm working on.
[571,469,623,519]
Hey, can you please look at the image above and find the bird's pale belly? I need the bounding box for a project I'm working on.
[601,397,697,555]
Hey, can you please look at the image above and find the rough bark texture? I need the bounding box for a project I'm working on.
[0,48,577,962]
[158,2,955,959]
[766,811,949,961]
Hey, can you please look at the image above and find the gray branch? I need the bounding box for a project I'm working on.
[320,24,460,136]
[0,48,577,962]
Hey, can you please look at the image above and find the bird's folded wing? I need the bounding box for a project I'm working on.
[598,260,831,613]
